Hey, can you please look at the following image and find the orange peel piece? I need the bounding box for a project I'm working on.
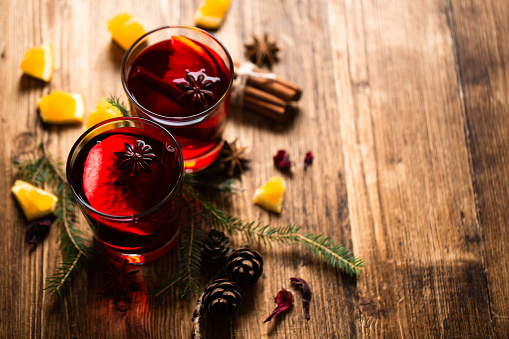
[20,42,54,82]
[194,0,231,30]
[38,90,85,124]
[253,176,286,213]
[86,99,123,129]
[11,180,58,221]
[107,13,145,50]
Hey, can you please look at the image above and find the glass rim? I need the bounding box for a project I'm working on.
[120,25,234,122]
[66,116,184,220]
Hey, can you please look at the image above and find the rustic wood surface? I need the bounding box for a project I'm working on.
[2,0,508,337]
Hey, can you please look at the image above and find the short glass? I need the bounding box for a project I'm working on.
[66,117,184,264]
[121,26,234,172]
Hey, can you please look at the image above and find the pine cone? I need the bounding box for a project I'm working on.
[202,230,231,264]
[202,278,242,317]
[226,247,263,286]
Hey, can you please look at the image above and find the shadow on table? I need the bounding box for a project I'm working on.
[228,105,301,134]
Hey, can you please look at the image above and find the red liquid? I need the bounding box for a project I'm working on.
[125,37,231,168]
[68,129,183,262]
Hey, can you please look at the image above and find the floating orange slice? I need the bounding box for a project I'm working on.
[194,0,231,30]
[253,176,286,213]
[107,13,145,50]
[11,180,58,221]
[38,90,85,124]
[20,42,55,82]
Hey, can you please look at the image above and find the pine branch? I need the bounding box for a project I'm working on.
[13,143,93,295]
[187,187,365,277]
[106,95,130,117]
[178,202,206,298]
[148,199,206,300]
[44,253,83,297]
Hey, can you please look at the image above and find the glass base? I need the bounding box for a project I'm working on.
[184,140,224,172]
[100,223,182,265]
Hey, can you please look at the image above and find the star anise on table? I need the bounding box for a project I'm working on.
[174,69,220,108]
[245,33,280,68]
[220,139,249,176]
[114,140,158,175]
[103,259,141,299]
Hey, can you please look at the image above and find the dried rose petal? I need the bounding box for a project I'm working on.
[25,216,54,244]
[273,150,293,170]
[304,151,314,170]
[290,277,312,320]
[263,287,293,323]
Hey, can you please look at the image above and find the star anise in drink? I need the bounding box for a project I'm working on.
[174,69,220,108]
[245,33,280,68]
[114,140,157,175]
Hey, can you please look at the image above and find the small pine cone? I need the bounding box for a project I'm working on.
[202,278,242,317]
[202,230,232,264]
[226,247,263,286]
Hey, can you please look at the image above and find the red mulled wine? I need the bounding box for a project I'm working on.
[67,119,184,264]
[122,27,233,171]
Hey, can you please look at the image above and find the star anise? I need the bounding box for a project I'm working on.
[114,140,158,175]
[174,69,220,108]
[103,259,141,298]
[245,33,280,68]
[220,139,249,176]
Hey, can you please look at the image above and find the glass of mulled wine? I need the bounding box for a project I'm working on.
[66,117,184,264]
[121,26,234,172]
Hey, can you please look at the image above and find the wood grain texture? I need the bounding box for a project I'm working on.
[450,0,509,336]
[1,0,507,337]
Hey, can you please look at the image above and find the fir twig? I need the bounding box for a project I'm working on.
[13,142,92,295]
[187,185,364,276]
[106,95,130,117]
[179,200,206,298]
[44,253,83,296]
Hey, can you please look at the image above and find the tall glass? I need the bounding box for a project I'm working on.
[121,26,234,172]
[66,117,184,264]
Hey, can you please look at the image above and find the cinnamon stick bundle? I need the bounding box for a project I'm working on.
[233,61,302,121]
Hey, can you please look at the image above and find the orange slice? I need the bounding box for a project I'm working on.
[253,176,286,213]
[11,180,58,221]
[107,13,145,50]
[38,90,85,124]
[20,42,55,82]
[86,99,123,129]
[194,0,231,30]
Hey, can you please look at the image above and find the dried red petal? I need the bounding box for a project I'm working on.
[273,150,293,170]
[25,215,54,244]
[304,151,314,170]
[263,287,293,323]
[290,277,312,320]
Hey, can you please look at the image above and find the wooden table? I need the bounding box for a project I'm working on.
[2,0,509,337]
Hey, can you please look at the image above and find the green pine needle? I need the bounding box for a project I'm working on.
[147,274,183,303]
[178,213,206,299]
[106,95,130,117]
[185,180,364,277]
[13,142,92,296]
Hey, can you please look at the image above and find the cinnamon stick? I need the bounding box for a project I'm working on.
[243,96,287,122]
[131,66,182,100]
[233,80,287,108]
[233,61,303,101]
